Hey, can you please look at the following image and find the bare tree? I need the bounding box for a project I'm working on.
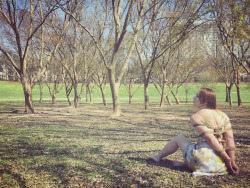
[151,58,174,106]
[58,0,149,116]
[56,1,103,108]
[45,62,64,104]
[0,0,58,113]
[92,62,108,106]
[202,24,235,105]
[210,0,249,75]
[122,60,142,104]
[104,0,147,116]
[151,47,176,107]
[135,1,166,110]
[168,34,203,105]
[62,68,73,106]
[210,0,249,106]
[136,0,208,109]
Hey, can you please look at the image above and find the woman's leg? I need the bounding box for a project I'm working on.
[149,134,191,163]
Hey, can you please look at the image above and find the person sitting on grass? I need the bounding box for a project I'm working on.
[149,88,239,176]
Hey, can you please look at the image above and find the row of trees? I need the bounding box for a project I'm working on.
[0,0,249,116]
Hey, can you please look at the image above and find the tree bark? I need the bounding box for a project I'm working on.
[109,68,121,116]
[64,79,73,106]
[46,80,63,104]
[21,76,34,113]
[165,93,173,105]
[170,88,180,104]
[128,83,132,104]
[86,85,89,103]
[225,86,228,102]
[67,95,72,106]
[160,82,166,107]
[87,84,94,104]
[52,95,56,104]
[227,85,233,106]
[235,68,242,107]
[175,87,180,104]
[0,1,57,113]
[39,81,43,103]
[128,80,133,104]
[144,80,150,110]
[184,87,189,103]
[73,82,80,108]
[100,87,107,106]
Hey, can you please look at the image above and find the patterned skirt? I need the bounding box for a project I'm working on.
[182,139,228,176]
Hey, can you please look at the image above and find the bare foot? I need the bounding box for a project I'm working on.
[148,155,161,164]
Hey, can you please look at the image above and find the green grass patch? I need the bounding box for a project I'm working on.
[0,81,250,105]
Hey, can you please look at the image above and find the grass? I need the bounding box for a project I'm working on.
[0,103,249,187]
[0,81,250,187]
[0,80,250,105]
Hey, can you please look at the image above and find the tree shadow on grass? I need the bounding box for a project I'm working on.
[0,168,27,188]
[128,157,192,173]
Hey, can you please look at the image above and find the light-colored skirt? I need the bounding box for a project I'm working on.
[182,139,228,176]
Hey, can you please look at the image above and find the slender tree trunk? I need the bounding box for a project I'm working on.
[160,82,166,107]
[100,87,107,106]
[86,84,89,102]
[225,86,229,102]
[74,82,79,108]
[67,95,72,106]
[233,65,242,107]
[129,83,132,104]
[39,81,43,103]
[235,84,242,107]
[65,81,72,106]
[185,89,189,103]
[165,93,172,105]
[73,82,85,108]
[129,95,132,104]
[110,82,121,115]
[129,93,132,104]
[227,85,233,106]
[46,81,62,105]
[79,83,85,102]
[108,68,121,116]
[160,70,167,107]
[88,85,93,104]
[21,76,34,113]
[170,89,180,104]
[176,87,180,104]
[144,79,150,110]
[65,84,72,106]
[52,95,56,104]
[52,81,57,104]
[235,68,242,107]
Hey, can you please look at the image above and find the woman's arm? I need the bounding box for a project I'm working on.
[190,114,239,175]
[190,114,230,158]
[223,121,239,175]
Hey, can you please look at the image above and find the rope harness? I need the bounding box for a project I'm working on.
[193,119,236,161]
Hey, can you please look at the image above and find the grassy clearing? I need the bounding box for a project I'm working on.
[0,103,249,187]
[0,81,250,105]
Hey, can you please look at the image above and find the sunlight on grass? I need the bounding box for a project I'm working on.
[0,103,249,187]
[0,81,250,105]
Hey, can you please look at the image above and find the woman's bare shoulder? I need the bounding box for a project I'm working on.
[190,112,204,125]
[215,109,230,120]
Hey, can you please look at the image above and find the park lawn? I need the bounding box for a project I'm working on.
[0,103,249,187]
[0,81,250,105]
